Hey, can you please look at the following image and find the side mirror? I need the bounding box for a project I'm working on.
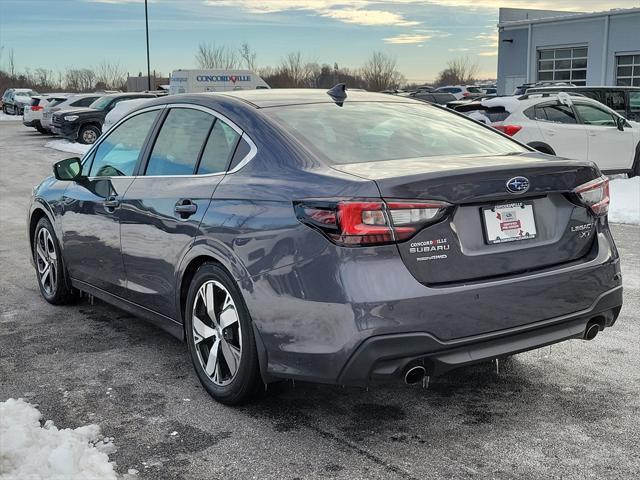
[616,116,625,131]
[53,157,82,181]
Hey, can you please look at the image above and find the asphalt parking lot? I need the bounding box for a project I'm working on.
[1,121,639,480]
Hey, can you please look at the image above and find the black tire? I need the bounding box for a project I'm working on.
[2,105,7,114]
[78,124,101,144]
[185,263,262,405]
[33,217,77,305]
[36,127,49,135]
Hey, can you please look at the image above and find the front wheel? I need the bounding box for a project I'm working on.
[185,263,262,405]
[78,124,101,144]
[33,218,76,304]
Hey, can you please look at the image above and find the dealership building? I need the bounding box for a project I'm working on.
[497,7,640,95]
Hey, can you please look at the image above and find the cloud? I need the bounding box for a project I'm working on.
[478,50,498,56]
[448,47,470,52]
[204,1,420,26]
[322,8,420,26]
[384,33,433,44]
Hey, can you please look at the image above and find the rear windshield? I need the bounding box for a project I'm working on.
[268,102,526,165]
[467,87,482,93]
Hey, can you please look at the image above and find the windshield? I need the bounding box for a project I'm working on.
[90,96,114,110]
[268,102,527,165]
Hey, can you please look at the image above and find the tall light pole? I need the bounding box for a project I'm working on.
[145,0,151,90]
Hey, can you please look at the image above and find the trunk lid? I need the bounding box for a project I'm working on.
[332,153,601,284]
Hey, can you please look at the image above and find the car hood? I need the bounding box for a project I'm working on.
[54,107,99,116]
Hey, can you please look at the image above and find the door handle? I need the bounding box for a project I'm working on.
[104,196,119,209]
[175,199,197,217]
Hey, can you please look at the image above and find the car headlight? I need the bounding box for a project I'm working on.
[64,115,79,122]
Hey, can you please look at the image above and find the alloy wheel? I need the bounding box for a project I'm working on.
[36,228,57,295]
[192,280,243,386]
[82,129,97,144]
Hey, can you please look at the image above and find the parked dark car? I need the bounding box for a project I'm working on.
[409,91,457,105]
[51,92,158,144]
[29,89,623,404]
[525,86,640,121]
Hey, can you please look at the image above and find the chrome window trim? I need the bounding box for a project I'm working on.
[81,102,257,180]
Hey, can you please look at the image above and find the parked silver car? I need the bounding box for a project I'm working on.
[41,93,102,132]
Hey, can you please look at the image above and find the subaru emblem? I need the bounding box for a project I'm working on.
[506,176,530,194]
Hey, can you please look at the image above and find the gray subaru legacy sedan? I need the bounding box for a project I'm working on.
[28,87,623,404]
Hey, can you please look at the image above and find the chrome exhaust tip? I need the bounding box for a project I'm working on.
[584,323,600,341]
[404,365,426,385]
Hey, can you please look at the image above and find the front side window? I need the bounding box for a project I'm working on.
[616,54,640,87]
[268,102,527,165]
[537,47,588,86]
[197,119,241,174]
[89,110,159,177]
[574,103,617,127]
[146,108,214,176]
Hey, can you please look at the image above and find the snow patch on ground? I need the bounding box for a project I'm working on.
[0,398,117,480]
[44,139,91,156]
[0,112,21,122]
[609,176,640,225]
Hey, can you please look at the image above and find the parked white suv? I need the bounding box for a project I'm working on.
[455,93,640,176]
[102,97,152,132]
[23,95,68,133]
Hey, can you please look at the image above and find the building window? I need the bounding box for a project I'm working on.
[537,47,588,86]
[616,54,640,87]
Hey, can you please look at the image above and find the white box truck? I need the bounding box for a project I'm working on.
[169,69,269,94]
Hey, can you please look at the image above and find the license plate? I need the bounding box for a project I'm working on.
[482,202,537,244]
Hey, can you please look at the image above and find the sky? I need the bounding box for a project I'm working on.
[0,0,638,84]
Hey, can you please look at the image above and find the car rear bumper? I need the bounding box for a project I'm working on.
[247,224,622,385]
[23,119,40,128]
[338,286,622,385]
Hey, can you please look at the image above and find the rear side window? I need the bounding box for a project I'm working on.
[71,97,98,107]
[604,91,626,111]
[467,87,482,93]
[630,92,640,112]
[197,120,241,174]
[536,104,577,124]
[89,110,159,177]
[146,108,214,176]
[228,137,252,171]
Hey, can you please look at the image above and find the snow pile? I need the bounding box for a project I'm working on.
[0,398,117,480]
[0,112,21,122]
[608,176,640,225]
[44,140,91,156]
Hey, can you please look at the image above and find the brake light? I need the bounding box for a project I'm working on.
[462,92,470,97]
[294,199,450,246]
[573,176,610,216]
[493,124,522,136]
[31,105,43,111]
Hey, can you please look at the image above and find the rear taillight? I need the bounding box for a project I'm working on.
[462,92,470,97]
[294,199,450,246]
[493,124,522,136]
[573,176,610,216]
[31,105,43,111]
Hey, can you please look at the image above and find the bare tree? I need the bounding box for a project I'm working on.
[278,52,317,87]
[361,51,404,91]
[434,55,480,86]
[34,68,55,89]
[65,68,96,92]
[195,43,240,69]
[95,60,126,90]
[239,42,257,71]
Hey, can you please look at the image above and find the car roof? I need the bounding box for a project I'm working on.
[206,89,419,108]
[529,85,640,91]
